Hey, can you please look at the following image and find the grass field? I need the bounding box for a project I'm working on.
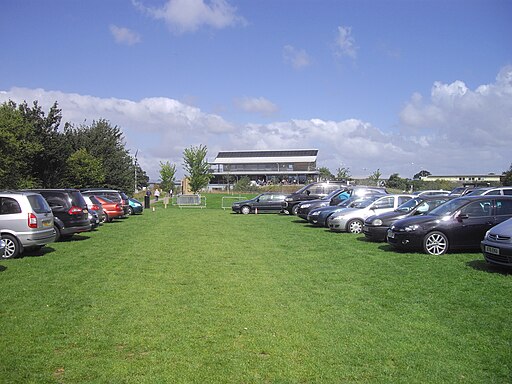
[1,194,511,383]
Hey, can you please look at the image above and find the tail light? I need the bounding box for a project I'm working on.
[91,204,100,211]
[68,206,84,215]
[115,204,123,211]
[28,213,38,228]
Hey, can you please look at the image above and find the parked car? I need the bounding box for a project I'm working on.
[26,189,91,241]
[412,190,450,196]
[88,210,100,229]
[481,217,512,268]
[94,196,125,222]
[0,238,5,256]
[83,195,106,223]
[128,198,144,215]
[0,191,56,258]
[467,186,512,196]
[296,188,349,220]
[328,194,414,233]
[81,189,130,216]
[307,196,379,227]
[387,196,512,255]
[281,181,347,215]
[449,186,475,196]
[232,192,287,214]
[363,195,454,242]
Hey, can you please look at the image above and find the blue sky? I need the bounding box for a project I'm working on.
[1,0,511,180]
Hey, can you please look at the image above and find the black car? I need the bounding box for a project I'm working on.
[296,188,350,220]
[27,189,91,241]
[232,192,287,214]
[386,195,512,255]
[363,196,453,242]
[307,196,374,227]
[281,181,347,215]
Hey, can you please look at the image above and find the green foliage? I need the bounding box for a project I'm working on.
[159,161,177,193]
[335,166,351,181]
[182,144,212,193]
[413,169,431,180]
[368,168,382,185]
[233,176,259,192]
[65,148,105,188]
[503,163,512,186]
[318,166,334,180]
[387,173,408,190]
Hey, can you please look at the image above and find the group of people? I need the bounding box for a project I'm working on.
[145,188,173,202]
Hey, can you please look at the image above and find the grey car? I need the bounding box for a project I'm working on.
[0,191,56,259]
[481,217,512,268]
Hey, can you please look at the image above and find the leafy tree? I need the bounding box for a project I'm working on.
[387,173,407,190]
[336,166,351,181]
[136,163,149,190]
[182,144,212,193]
[233,176,258,192]
[368,169,382,186]
[503,163,512,186]
[413,170,431,180]
[318,166,334,180]
[65,148,105,188]
[159,161,177,194]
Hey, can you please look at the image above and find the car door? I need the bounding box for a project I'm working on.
[493,198,512,225]
[450,198,494,248]
[255,194,273,211]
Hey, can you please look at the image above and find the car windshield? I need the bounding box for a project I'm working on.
[428,198,469,216]
[396,198,422,212]
[28,194,52,214]
[321,188,345,200]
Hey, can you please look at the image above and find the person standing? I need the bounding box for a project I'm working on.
[154,188,160,202]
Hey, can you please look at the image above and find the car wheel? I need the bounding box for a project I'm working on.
[423,231,449,255]
[291,204,300,215]
[241,206,251,215]
[100,214,107,224]
[2,234,20,259]
[54,225,62,242]
[347,219,364,234]
[128,206,134,215]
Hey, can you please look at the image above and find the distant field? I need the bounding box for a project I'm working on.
[1,195,511,383]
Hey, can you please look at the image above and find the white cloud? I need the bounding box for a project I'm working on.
[1,66,511,180]
[283,45,311,70]
[134,0,246,33]
[334,25,357,59]
[234,97,278,117]
[109,25,141,45]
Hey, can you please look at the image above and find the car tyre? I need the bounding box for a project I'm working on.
[105,213,111,222]
[423,231,449,255]
[2,234,20,259]
[128,206,134,215]
[241,206,251,215]
[291,204,300,215]
[347,219,364,234]
[54,225,62,242]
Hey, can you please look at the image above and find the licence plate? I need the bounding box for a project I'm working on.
[485,246,500,255]
[387,229,395,239]
[42,220,52,227]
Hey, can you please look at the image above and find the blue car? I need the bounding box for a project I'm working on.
[128,198,144,215]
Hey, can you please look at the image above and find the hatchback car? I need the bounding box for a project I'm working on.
[467,186,512,196]
[232,192,287,214]
[0,191,56,258]
[307,196,373,227]
[28,189,91,241]
[363,196,454,242]
[281,181,348,215]
[83,195,106,223]
[387,196,512,255]
[128,198,144,215]
[481,217,512,268]
[94,196,125,222]
[328,194,414,234]
[81,189,130,216]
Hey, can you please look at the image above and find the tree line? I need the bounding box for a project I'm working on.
[0,100,148,193]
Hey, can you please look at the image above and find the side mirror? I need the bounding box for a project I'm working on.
[306,190,311,196]
[457,213,469,221]
[256,198,260,202]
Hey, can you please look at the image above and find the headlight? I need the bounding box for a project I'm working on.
[301,203,311,208]
[285,197,292,202]
[310,211,320,216]
[404,224,420,232]
[319,202,328,207]
[372,219,383,226]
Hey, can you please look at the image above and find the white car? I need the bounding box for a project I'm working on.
[328,194,414,233]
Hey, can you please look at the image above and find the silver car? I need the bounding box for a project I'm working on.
[328,194,414,234]
[481,217,512,268]
[0,191,56,259]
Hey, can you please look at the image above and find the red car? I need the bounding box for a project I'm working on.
[94,196,124,222]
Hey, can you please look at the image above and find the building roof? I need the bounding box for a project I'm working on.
[211,149,318,164]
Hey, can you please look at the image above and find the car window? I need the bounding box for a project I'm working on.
[258,194,270,201]
[486,189,502,195]
[398,196,412,205]
[495,199,512,216]
[503,190,512,196]
[308,185,324,194]
[28,194,52,214]
[460,200,492,217]
[372,197,394,209]
[42,192,69,208]
[0,197,22,214]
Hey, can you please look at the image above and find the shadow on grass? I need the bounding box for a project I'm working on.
[22,246,56,258]
[60,234,91,243]
[0,265,6,272]
[466,259,512,275]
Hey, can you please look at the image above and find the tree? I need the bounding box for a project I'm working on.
[336,166,351,181]
[159,161,177,194]
[182,144,212,193]
[65,148,105,188]
[503,163,512,186]
[413,170,431,180]
[387,173,407,190]
[368,169,382,186]
[318,166,334,180]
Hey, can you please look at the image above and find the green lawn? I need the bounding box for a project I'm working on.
[1,195,511,383]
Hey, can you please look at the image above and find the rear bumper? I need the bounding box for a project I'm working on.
[16,228,56,247]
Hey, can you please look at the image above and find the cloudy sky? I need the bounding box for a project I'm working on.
[1,0,511,180]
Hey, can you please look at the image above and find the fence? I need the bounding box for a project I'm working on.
[221,195,247,210]
[176,194,206,209]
